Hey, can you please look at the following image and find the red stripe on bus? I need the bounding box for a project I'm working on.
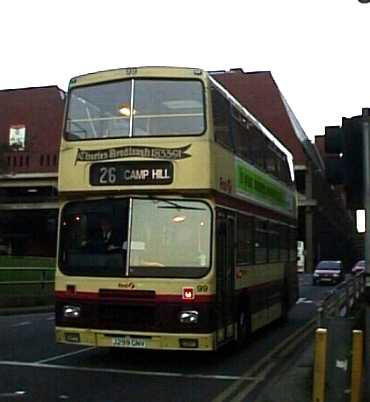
[55,291,215,303]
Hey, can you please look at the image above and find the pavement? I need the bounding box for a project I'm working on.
[254,341,313,402]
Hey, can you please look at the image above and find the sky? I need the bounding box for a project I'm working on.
[1,0,369,141]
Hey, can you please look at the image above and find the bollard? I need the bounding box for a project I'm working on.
[313,328,327,402]
[351,330,364,402]
[325,317,355,402]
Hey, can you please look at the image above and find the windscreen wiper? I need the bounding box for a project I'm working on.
[149,197,206,211]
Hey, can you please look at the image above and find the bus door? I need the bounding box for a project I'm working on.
[216,210,235,343]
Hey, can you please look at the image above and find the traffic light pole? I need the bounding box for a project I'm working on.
[363,108,370,400]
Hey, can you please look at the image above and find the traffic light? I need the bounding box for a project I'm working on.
[324,126,344,185]
[342,116,364,209]
[324,116,364,209]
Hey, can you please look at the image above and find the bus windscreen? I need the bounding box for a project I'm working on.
[59,198,211,278]
[65,80,205,140]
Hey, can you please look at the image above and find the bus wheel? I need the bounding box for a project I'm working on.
[236,311,249,347]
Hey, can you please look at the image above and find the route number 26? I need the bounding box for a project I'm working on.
[99,167,117,184]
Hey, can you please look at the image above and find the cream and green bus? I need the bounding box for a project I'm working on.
[55,67,298,351]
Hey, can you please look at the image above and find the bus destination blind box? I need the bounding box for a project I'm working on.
[89,161,174,186]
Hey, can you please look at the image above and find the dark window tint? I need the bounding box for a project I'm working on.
[268,222,280,262]
[237,214,254,265]
[211,87,232,149]
[59,199,129,277]
[255,220,268,264]
[289,228,297,262]
[280,225,289,262]
[317,261,342,270]
[232,107,254,161]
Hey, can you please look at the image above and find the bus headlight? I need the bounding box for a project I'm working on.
[63,305,81,318]
[179,310,199,324]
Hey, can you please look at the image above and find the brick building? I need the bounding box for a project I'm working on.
[0,75,361,266]
[212,69,359,272]
[0,86,65,256]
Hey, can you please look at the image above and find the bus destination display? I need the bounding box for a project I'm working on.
[90,161,173,186]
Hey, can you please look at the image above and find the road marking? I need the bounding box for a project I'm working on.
[11,321,31,328]
[0,391,26,397]
[36,347,96,364]
[296,297,313,304]
[0,360,259,381]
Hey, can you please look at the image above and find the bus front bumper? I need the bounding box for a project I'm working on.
[56,327,216,351]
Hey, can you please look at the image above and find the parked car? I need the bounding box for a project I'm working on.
[351,260,365,275]
[312,260,345,285]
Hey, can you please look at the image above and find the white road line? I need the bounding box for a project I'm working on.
[296,298,313,304]
[36,347,96,364]
[11,321,31,328]
[0,360,257,381]
[0,391,27,398]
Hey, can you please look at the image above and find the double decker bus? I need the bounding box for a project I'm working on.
[55,67,298,351]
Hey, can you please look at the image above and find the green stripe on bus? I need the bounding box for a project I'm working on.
[236,161,290,210]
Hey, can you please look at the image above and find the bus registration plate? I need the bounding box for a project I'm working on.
[112,336,147,348]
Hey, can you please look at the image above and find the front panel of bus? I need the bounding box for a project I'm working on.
[55,68,222,351]
[56,196,217,350]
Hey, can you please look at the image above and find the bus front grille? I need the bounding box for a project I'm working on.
[98,304,156,329]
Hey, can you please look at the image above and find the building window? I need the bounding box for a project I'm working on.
[9,125,26,150]
[40,155,44,166]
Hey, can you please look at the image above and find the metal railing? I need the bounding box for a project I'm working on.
[0,267,54,285]
[0,267,55,308]
[317,273,365,325]
[313,273,366,402]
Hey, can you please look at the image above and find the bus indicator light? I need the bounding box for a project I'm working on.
[183,287,195,300]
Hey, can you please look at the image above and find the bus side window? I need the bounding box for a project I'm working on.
[232,108,248,160]
[255,219,268,264]
[237,213,254,265]
[211,87,233,150]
